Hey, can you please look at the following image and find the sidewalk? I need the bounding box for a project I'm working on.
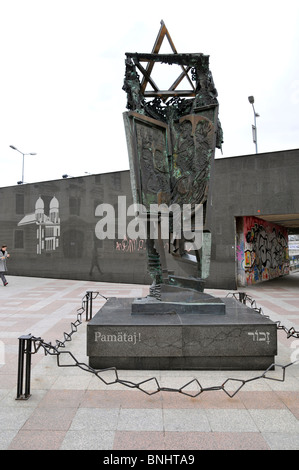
[0,274,299,450]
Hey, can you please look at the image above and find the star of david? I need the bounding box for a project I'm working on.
[135,20,196,101]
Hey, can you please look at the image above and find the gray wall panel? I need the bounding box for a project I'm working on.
[1,148,298,289]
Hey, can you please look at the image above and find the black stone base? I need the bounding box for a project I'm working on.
[87,297,277,371]
[131,294,226,315]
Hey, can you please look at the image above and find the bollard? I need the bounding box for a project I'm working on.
[85,291,93,321]
[238,292,247,304]
[16,334,33,400]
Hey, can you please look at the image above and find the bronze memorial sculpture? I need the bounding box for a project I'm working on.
[122,20,223,300]
[87,22,277,370]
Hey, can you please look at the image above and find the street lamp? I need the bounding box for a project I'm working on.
[248,96,260,153]
[10,145,37,184]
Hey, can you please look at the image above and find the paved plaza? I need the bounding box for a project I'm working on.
[0,273,299,450]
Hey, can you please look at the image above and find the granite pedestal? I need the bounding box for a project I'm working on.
[87,294,277,371]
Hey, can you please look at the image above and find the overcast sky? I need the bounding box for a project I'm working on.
[1,0,298,187]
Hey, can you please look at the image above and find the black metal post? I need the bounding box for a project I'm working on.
[16,336,25,399]
[16,334,33,400]
[238,292,247,304]
[85,291,93,321]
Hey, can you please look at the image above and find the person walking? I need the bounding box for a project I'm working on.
[0,245,10,286]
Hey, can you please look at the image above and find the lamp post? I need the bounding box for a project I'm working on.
[10,145,37,184]
[248,96,260,153]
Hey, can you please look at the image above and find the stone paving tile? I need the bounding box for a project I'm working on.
[262,432,299,450]
[0,430,19,450]
[163,431,270,450]
[8,430,67,450]
[277,330,296,347]
[50,374,92,390]
[193,390,246,408]
[161,390,245,409]
[206,409,259,432]
[30,374,58,391]
[0,374,18,390]
[69,408,120,431]
[160,392,206,409]
[275,391,299,408]
[208,432,271,450]
[80,390,163,409]
[281,299,299,308]
[0,389,9,401]
[266,375,299,392]
[0,407,33,431]
[61,430,115,450]
[1,389,47,408]
[250,301,299,315]
[113,431,165,450]
[163,409,211,432]
[37,389,86,409]
[238,391,287,409]
[87,375,153,391]
[158,376,203,390]
[117,409,164,432]
[22,407,77,431]
[248,409,299,433]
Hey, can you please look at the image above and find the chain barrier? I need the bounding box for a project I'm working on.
[228,291,299,340]
[16,290,299,400]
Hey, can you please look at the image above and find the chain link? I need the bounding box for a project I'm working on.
[227,292,299,340]
[27,291,299,398]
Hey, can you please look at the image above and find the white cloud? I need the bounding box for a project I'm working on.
[1,0,298,186]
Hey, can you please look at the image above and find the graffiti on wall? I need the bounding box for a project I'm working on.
[237,216,289,285]
[115,236,146,253]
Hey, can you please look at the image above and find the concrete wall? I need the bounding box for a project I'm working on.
[0,148,298,289]
[0,171,151,285]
